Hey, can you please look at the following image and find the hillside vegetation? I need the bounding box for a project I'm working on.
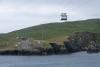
[0,19,100,50]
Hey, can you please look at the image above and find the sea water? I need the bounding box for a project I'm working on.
[0,52,100,67]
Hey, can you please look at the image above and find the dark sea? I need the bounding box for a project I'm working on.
[0,52,100,67]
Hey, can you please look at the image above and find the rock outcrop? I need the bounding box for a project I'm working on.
[49,42,67,54]
[0,32,99,55]
[64,32,100,53]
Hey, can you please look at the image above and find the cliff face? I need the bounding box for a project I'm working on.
[0,32,99,55]
[64,32,100,53]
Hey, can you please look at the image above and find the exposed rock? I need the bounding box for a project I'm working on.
[87,41,99,53]
[64,32,100,53]
[16,37,33,51]
[0,50,45,55]
[33,40,53,55]
[49,42,68,54]
[64,41,79,52]
[87,46,99,53]
[0,32,99,55]
[15,38,53,55]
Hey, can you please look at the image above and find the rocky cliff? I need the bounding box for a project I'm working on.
[0,32,99,55]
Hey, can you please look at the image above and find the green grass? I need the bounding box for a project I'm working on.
[0,18,100,49]
[8,19,100,40]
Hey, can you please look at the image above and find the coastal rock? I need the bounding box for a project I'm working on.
[64,41,79,52]
[33,40,53,55]
[87,41,99,53]
[16,37,33,51]
[64,32,99,53]
[0,32,99,55]
[49,42,67,54]
[15,38,52,55]
[87,46,99,53]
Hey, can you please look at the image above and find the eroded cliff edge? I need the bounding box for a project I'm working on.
[0,32,100,55]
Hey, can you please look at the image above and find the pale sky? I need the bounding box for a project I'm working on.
[0,0,100,33]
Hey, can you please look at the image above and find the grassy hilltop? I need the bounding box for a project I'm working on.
[0,18,100,50]
[8,19,100,40]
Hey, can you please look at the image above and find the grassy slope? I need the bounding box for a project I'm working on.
[8,19,100,40]
[0,19,100,49]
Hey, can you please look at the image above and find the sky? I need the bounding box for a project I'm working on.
[0,0,100,33]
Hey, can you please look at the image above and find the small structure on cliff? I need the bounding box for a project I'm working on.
[61,13,67,21]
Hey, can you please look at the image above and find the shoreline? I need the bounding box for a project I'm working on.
[0,50,99,56]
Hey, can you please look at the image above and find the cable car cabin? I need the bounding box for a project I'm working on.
[61,13,67,20]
